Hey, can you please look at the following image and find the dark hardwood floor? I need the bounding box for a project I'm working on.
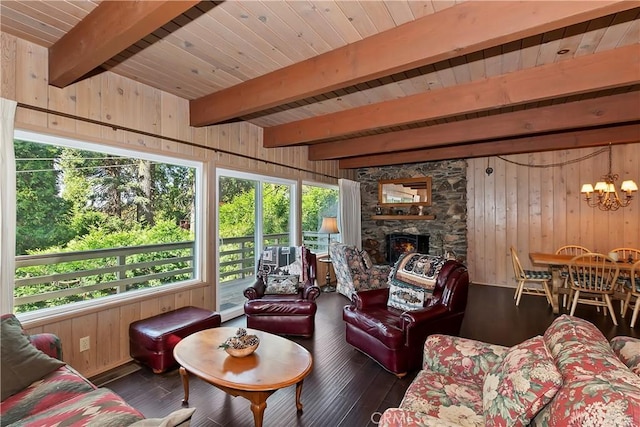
[103,284,639,427]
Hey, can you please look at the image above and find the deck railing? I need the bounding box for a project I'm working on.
[14,232,331,312]
[14,242,195,310]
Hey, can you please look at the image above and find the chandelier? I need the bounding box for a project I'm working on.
[580,144,637,211]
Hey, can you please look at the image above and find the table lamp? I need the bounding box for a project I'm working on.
[318,217,339,292]
[319,216,339,258]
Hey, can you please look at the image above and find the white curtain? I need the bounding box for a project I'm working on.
[338,178,362,249]
[0,98,17,314]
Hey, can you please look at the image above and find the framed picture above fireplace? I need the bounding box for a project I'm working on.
[378,177,432,207]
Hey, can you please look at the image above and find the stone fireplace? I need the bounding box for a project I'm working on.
[386,233,430,265]
[358,159,467,265]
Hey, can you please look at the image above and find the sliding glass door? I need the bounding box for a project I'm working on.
[216,169,296,319]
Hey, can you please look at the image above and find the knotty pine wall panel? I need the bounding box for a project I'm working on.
[2,32,354,377]
[468,143,640,289]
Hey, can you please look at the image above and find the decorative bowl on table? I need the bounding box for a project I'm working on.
[219,328,260,358]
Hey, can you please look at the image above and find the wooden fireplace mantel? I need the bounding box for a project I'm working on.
[371,215,435,220]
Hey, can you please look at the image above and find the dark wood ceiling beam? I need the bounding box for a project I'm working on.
[338,124,640,169]
[309,91,640,160]
[189,1,635,126]
[264,45,640,147]
[49,0,201,88]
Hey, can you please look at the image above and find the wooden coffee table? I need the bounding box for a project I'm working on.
[173,327,313,427]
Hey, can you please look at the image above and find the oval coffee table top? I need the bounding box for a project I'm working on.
[173,327,313,391]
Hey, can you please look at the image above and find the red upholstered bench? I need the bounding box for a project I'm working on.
[129,306,221,373]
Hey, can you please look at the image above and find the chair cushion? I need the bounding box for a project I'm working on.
[422,335,508,385]
[483,336,562,427]
[0,365,95,424]
[342,306,405,349]
[244,300,316,316]
[387,282,425,311]
[265,274,299,294]
[14,387,144,426]
[1,315,65,401]
[400,370,484,427]
[523,270,552,280]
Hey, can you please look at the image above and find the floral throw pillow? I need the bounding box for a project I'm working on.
[265,274,299,294]
[483,335,562,427]
[610,336,640,376]
[387,282,425,311]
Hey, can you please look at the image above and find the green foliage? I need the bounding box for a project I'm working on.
[218,186,255,238]
[219,177,254,204]
[150,164,195,224]
[218,181,292,238]
[262,183,290,235]
[301,185,338,231]
[15,140,74,254]
[15,221,193,313]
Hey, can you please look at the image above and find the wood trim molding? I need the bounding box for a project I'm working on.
[338,123,640,168]
[49,0,200,88]
[189,1,635,126]
[309,91,640,160]
[265,44,640,147]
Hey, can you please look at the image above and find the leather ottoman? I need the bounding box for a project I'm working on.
[129,306,221,373]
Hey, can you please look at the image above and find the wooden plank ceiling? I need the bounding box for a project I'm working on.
[2,0,639,169]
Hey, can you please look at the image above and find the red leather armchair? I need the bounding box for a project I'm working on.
[342,259,469,377]
[244,246,320,337]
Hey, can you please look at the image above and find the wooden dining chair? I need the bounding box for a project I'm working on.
[568,253,620,326]
[510,246,552,306]
[555,245,591,307]
[622,260,640,327]
[609,247,640,264]
[556,245,591,256]
[609,247,640,317]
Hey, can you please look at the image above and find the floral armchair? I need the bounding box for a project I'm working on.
[329,243,391,299]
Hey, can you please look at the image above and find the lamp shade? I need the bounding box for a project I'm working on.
[318,217,339,234]
[581,184,594,194]
[621,180,638,192]
[594,181,608,192]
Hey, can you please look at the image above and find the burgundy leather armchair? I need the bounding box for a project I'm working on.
[342,259,469,377]
[244,246,320,337]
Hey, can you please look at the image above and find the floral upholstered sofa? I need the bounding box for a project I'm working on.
[329,243,390,298]
[1,314,194,426]
[380,315,640,426]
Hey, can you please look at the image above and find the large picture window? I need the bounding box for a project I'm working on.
[12,131,202,317]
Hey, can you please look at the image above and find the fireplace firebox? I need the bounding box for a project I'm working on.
[386,233,430,265]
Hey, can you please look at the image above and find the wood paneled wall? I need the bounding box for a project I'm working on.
[1,32,354,377]
[468,143,640,288]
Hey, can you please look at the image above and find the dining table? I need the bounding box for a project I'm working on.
[529,252,636,314]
